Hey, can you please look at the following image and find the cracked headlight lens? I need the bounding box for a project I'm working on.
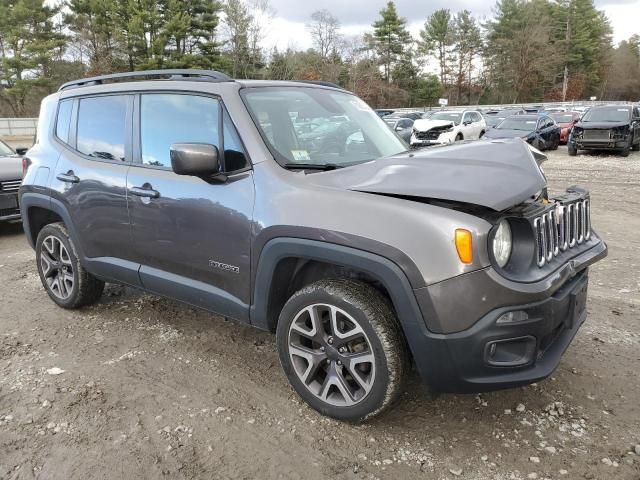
[492,219,512,268]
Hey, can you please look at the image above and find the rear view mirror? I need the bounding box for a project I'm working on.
[15,147,28,156]
[170,143,221,177]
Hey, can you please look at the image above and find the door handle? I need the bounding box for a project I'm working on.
[129,185,160,199]
[56,171,80,183]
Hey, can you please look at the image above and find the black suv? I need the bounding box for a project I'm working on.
[20,70,607,421]
[569,105,640,156]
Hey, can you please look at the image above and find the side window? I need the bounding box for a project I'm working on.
[140,93,248,172]
[140,94,219,169]
[223,111,249,172]
[474,112,483,122]
[55,99,73,144]
[77,96,128,161]
[462,113,470,124]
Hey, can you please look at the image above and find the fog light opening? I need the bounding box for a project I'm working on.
[496,310,529,324]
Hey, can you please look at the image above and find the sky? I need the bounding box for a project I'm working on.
[263,0,640,51]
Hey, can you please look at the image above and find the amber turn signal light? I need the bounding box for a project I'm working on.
[455,229,473,264]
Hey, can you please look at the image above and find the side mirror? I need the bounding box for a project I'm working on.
[15,147,28,156]
[170,143,221,177]
[395,125,403,131]
[463,120,471,126]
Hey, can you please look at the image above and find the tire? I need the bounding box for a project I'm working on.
[620,139,631,157]
[479,130,485,139]
[568,144,578,156]
[455,133,463,142]
[632,135,639,151]
[276,279,409,422]
[35,222,104,309]
[551,135,559,150]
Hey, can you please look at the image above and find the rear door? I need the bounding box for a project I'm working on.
[49,94,141,286]
[126,92,255,321]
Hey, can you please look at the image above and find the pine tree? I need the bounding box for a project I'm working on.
[0,0,67,115]
[372,2,412,83]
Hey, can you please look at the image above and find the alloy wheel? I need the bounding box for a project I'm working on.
[287,303,376,407]
[39,235,74,300]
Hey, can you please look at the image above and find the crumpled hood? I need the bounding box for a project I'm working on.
[307,138,546,212]
[483,128,530,140]
[413,119,454,132]
[575,121,629,130]
[0,155,22,182]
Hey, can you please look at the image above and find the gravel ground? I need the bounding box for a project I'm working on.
[1,146,639,480]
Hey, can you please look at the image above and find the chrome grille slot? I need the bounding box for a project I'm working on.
[532,198,591,267]
[0,180,21,193]
[558,205,567,251]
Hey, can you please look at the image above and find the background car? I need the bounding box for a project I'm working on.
[411,110,486,147]
[550,111,581,144]
[483,109,525,128]
[569,105,640,157]
[383,116,414,142]
[0,139,23,222]
[482,114,560,150]
[375,109,395,118]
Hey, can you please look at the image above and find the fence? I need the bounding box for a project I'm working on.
[0,118,38,137]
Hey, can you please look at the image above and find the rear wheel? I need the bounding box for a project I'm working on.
[276,279,409,422]
[632,135,639,151]
[35,223,104,309]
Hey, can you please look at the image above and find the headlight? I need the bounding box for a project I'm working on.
[492,219,512,268]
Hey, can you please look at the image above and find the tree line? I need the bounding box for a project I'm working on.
[0,0,638,117]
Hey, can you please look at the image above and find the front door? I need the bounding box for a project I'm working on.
[126,92,255,321]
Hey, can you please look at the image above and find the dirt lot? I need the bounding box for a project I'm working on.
[1,146,639,480]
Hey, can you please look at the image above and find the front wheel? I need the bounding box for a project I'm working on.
[35,223,104,309]
[568,144,578,156]
[631,135,639,151]
[276,279,409,422]
[620,139,631,157]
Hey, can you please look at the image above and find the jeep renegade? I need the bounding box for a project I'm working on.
[19,70,607,421]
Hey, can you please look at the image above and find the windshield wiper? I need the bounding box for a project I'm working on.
[284,163,343,171]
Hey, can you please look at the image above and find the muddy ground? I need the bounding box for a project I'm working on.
[1,146,639,480]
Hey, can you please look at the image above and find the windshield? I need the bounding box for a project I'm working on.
[551,114,576,123]
[243,87,407,167]
[430,112,461,125]
[496,118,537,131]
[582,107,630,123]
[0,140,14,156]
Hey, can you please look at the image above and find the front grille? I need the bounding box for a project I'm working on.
[416,128,449,140]
[0,207,20,217]
[533,199,591,267]
[583,129,610,140]
[0,180,21,193]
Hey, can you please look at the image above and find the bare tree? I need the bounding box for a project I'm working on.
[307,9,342,59]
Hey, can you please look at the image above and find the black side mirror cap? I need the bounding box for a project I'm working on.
[15,147,28,156]
[170,143,221,177]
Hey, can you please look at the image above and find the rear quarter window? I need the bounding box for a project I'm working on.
[55,99,73,144]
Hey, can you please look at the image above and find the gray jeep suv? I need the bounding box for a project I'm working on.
[20,70,607,421]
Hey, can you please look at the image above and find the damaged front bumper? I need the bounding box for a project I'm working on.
[409,188,608,393]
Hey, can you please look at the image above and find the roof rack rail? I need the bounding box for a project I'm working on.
[59,69,233,91]
[293,80,344,90]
